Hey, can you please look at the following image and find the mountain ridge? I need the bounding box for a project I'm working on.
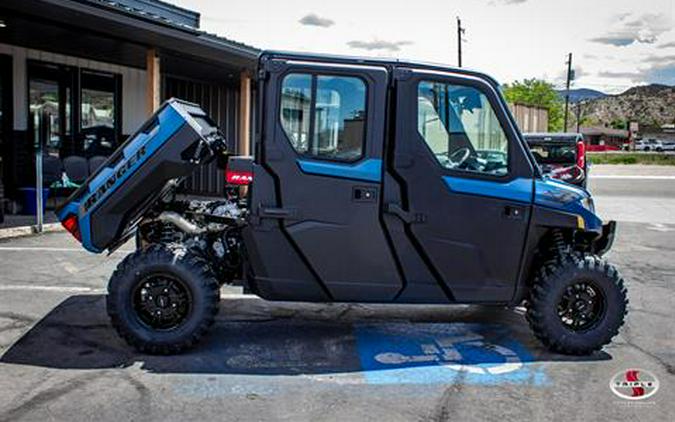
[558,84,675,126]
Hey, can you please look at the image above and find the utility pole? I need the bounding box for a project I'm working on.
[457,17,465,67]
[563,52,573,132]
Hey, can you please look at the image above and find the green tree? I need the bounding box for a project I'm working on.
[609,119,627,130]
[502,79,564,132]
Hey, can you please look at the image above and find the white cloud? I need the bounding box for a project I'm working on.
[347,39,413,52]
[299,13,334,28]
[589,12,673,46]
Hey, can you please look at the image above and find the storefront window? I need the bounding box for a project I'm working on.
[80,71,118,157]
[27,63,120,159]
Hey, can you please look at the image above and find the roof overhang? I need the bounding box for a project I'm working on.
[0,0,258,72]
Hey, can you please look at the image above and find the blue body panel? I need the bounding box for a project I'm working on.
[57,105,186,253]
[297,158,382,182]
[443,176,533,203]
[441,175,602,232]
[534,177,602,232]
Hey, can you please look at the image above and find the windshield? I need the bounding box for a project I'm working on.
[528,143,576,165]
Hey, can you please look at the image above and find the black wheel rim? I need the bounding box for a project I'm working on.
[132,274,192,330]
[557,281,606,332]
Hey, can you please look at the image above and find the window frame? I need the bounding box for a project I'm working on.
[278,71,369,164]
[415,76,518,181]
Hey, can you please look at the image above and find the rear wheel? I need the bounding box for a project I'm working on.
[107,245,220,354]
[527,253,627,355]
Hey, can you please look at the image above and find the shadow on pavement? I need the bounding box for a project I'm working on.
[0,295,610,376]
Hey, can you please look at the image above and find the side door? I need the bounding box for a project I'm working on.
[245,57,402,302]
[388,69,535,302]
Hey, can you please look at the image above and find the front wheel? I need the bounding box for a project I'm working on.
[527,254,627,355]
[107,245,220,354]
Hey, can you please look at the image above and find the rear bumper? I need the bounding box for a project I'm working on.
[592,220,616,256]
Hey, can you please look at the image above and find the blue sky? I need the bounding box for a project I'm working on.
[172,0,675,93]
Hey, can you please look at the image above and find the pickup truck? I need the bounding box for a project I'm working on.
[523,133,588,187]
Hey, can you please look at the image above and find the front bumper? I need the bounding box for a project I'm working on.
[591,221,617,256]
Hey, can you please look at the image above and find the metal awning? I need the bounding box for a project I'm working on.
[0,0,259,78]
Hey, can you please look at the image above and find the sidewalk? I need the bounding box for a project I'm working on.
[0,212,58,230]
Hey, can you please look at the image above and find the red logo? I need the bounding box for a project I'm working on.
[226,170,253,185]
[610,369,659,400]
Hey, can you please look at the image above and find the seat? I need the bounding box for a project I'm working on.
[63,156,89,184]
[42,154,64,186]
[88,156,108,174]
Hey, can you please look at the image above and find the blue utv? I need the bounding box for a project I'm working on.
[57,51,627,355]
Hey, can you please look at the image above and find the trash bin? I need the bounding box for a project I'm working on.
[18,187,50,215]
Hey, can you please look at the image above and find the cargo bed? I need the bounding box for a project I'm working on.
[56,99,226,253]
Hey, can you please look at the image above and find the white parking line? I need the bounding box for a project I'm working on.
[0,284,253,297]
[0,284,104,293]
[0,247,133,253]
[592,175,675,180]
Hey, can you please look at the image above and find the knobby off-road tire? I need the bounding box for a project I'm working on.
[527,253,628,355]
[107,245,220,354]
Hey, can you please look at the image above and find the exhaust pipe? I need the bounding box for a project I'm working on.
[155,211,206,234]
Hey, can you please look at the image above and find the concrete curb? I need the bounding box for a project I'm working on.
[0,223,65,240]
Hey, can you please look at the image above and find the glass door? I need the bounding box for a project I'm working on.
[80,70,119,157]
[0,55,12,198]
[28,62,75,158]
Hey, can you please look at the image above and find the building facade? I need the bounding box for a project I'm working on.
[0,0,258,210]
[579,127,629,150]
[509,103,549,133]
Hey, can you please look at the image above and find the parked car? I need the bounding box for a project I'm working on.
[523,133,588,187]
[58,52,625,357]
[634,139,664,152]
[660,140,675,152]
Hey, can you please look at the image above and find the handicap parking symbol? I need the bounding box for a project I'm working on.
[355,323,548,385]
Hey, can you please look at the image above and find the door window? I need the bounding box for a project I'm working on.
[418,81,509,176]
[280,73,366,162]
[30,78,61,149]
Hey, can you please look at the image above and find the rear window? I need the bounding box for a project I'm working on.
[528,144,576,164]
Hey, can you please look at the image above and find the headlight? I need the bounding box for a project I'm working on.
[581,197,595,213]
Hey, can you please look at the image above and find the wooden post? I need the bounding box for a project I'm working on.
[146,49,161,116]
[238,70,252,156]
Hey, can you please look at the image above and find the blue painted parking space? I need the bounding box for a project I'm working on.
[355,322,548,385]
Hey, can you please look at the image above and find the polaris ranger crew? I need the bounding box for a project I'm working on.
[57,51,626,355]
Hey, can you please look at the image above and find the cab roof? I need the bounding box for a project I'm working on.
[259,50,502,88]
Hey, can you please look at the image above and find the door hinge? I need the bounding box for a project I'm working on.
[384,203,426,224]
[393,68,413,81]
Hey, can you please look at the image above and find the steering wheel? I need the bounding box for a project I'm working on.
[447,147,471,168]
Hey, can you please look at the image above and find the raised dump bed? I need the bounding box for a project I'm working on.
[56,99,226,253]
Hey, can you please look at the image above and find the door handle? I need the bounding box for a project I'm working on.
[384,203,426,224]
[258,206,299,220]
[503,205,525,220]
[353,186,377,202]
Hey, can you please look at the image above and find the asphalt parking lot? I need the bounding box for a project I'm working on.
[0,172,673,421]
